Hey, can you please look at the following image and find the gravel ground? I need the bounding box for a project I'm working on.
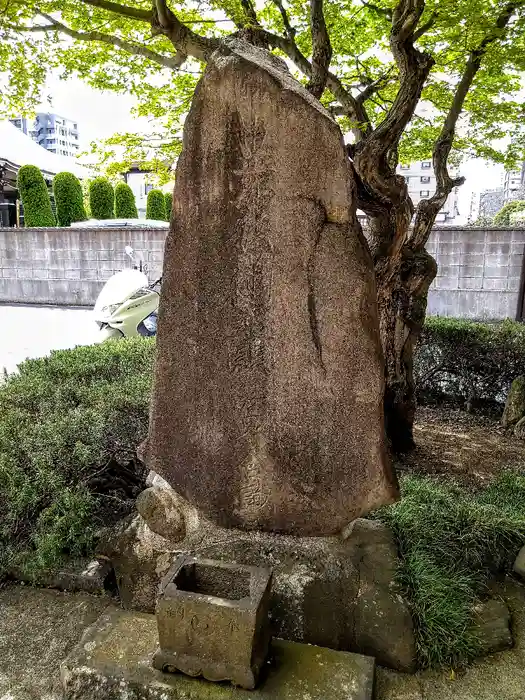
[395,405,525,488]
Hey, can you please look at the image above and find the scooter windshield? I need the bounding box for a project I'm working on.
[94,269,149,313]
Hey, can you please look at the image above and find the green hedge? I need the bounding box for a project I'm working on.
[17,165,56,227]
[115,182,138,218]
[379,472,525,668]
[415,317,525,406]
[89,177,114,219]
[0,338,155,579]
[53,172,87,226]
[164,191,173,221]
[146,189,166,221]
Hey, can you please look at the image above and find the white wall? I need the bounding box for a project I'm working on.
[126,172,151,218]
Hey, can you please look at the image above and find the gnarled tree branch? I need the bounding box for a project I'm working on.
[151,0,219,61]
[260,28,371,139]
[355,67,395,104]
[26,11,186,69]
[4,21,56,32]
[78,0,152,22]
[235,0,269,47]
[373,0,434,151]
[240,0,259,25]
[413,11,437,40]
[351,0,434,236]
[410,0,525,250]
[154,0,172,29]
[271,0,297,41]
[307,0,332,98]
[27,0,219,65]
[360,0,393,20]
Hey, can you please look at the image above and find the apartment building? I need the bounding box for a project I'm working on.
[398,160,460,223]
[9,117,31,136]
[10,113,80,157]
[479,188,505,219]
[503,163,525,203]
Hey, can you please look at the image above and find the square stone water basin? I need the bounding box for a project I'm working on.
[153,555,273,689]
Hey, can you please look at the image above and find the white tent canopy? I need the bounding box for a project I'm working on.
[0,120,89,179]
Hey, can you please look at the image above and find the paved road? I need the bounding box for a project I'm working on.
[1,304,99,375]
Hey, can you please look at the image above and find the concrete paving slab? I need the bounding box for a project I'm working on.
[61,607,376,700]
[0,584,110,700]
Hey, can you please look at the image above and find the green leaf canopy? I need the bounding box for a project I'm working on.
[2,0,525,178]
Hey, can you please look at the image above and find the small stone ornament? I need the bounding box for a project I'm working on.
[153,555,273,689]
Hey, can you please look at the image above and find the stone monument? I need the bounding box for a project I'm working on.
[61,41,415,700]
[143,38,398,536]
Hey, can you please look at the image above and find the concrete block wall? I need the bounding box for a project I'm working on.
[1,225,525,320]
[426,227,525,320]
[0,227,167,306]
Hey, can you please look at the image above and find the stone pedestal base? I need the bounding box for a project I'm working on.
[102,511,417,672]
[61,608,375,700]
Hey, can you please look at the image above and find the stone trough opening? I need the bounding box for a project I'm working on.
[174,561,251,601]
[153,556,273,688]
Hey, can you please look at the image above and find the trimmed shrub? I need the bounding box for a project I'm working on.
[378,472,525,668]
[115,182,138,218]
[53,172,87,226]
[164,191,173,221]
[17,165,55,227]
[494,200,525,226]
[415,317,525,407]
[0,338,155,579]
[146,188,166,221]
[89,177,114,219]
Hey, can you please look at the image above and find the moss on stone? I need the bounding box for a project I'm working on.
[503,376,525,428]
[62,609,375,699]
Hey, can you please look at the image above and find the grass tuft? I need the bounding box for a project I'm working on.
[378,472,525,668]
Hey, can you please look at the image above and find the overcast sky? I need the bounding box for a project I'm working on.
[41,74,505,224]
[41,76,140,146]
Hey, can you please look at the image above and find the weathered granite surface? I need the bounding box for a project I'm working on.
[514,544,525,579]
[1,581,524,700]
[0,585,109,700]
[8,557,113,595]
[144,38,397,536]
[153,557,272,689]
[137,486,186,541]
[469,599,513,656]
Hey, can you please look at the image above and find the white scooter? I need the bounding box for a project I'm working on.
[93,246,161,341]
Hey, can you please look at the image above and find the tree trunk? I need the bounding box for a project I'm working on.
[374,236,437,452]
[364,204,437,453]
